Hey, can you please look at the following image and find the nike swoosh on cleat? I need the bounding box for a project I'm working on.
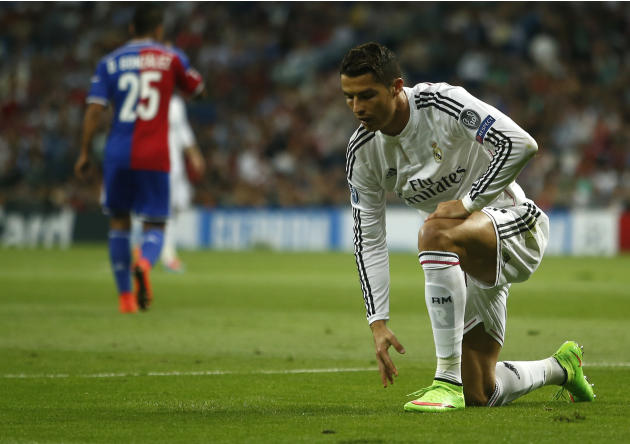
[571,351,583,367]
[411,401,454,408]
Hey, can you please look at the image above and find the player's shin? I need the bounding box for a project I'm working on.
[488,358,564,406]
[141,228,165,267]
[160,222,176,264]
[419,251,466,385]
[109,230,132,293]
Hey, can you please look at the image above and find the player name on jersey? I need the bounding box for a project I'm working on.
[107,53,174,74]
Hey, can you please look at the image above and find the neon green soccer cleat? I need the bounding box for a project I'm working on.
[552,341,595,402]
[404,380,465,412]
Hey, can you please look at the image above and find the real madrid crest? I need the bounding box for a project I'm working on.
[432,142,443,163]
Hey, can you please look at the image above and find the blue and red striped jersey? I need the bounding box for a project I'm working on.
[87,40,203,171]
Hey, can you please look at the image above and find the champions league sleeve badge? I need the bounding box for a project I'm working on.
[460,109,481,129]
[475,115,496,143]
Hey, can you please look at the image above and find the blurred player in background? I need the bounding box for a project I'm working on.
[160,94,205,272]
[341,42,594,411]
[74,5,204,313]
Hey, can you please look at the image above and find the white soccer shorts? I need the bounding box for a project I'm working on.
[463,201,549,345]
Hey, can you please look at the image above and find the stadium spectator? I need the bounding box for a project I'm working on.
[0,3,628,212]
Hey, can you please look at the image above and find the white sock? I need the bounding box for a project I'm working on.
[161,220,177,264]
[488,358,565,406]
[419,251,466,384]
[436,356,462,385]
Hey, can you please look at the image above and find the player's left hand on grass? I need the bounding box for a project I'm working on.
[426,199,470,221]
[370,320,406,387]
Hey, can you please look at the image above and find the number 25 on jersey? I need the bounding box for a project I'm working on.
[118,70,162,122]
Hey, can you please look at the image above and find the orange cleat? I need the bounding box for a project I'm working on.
[163,257,184,273]
[133,257,153,311]
[119,291,138,313]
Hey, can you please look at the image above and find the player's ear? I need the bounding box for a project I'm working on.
[392,78,404,96]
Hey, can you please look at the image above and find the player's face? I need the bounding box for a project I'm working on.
[341,73,397,133]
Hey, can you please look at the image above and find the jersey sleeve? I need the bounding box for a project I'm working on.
[171,49,204,97]
[346,129,390,324]
[447,86,538,212]
[170,96,196,151]
[86,59,110,106]
[177,105,196,149]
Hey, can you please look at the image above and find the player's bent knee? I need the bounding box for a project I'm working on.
[110,214,131,231]
[143,221,166,231]
[417,219,459,253]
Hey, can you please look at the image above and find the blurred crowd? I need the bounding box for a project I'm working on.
[1,2,629,213]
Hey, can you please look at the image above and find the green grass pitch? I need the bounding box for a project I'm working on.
[1,246,629,443]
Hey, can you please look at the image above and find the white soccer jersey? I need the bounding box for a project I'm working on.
[168,95,196,210]
[346,82,539,324]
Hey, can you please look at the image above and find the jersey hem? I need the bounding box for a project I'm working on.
[86,96,108,106]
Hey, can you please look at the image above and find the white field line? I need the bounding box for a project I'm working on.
[1,367,378,380]
[2,362,629,380]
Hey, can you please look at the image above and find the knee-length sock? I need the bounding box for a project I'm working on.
[109,229,131,294]
[419,251,467,385]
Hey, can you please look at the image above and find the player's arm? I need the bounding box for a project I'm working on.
[74,103,106,180]
[171,50,205,98]
[430,87,538,220]
[76,59,110,180]
[349,184,389,324]
[456,88,538,213]
[183,145,205,179]
[175,97,206,180]
[348,154,405,387]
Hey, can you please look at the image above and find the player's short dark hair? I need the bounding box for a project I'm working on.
[340,42,402,87]
[132,3,164,36]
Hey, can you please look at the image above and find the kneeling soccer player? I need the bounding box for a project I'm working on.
[340,42,594,411]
